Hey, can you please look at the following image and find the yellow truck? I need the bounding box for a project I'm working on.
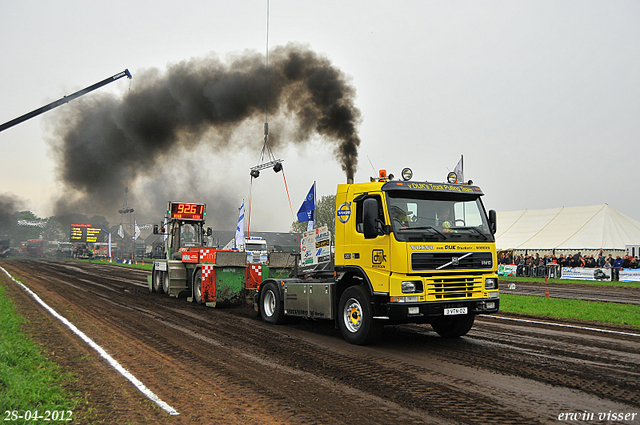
[257,168,499,344]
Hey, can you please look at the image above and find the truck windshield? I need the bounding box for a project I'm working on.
[386,190,493,242]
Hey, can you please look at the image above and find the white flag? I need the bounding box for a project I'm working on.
[133,220,141,240]
[163,217,168,241]
[118,224,124,239]
[453,156,464,183]
[235,200,245,250]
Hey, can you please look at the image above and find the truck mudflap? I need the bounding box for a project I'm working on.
[379,298,500,324]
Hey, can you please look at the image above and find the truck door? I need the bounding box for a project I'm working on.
[351,194,391,293]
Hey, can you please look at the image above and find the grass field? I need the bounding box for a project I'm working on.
[499,293,640,328]
[0,283,80,417]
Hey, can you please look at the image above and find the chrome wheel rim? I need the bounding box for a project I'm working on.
[343,298,363,333]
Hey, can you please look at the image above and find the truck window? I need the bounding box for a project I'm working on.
[355,195,384,233]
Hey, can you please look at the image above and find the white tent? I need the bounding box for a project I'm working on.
[496,204,640,251]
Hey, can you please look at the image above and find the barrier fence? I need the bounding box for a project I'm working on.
[498,264,640,282]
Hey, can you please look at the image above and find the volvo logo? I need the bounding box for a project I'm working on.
[451,257,460,265]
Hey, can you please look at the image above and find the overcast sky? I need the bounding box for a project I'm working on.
[1,0,639,232]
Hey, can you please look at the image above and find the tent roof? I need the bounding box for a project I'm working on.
[496,204,640,251]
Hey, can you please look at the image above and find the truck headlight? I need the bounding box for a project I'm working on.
[401,281,422,293]
[485,278,498,290]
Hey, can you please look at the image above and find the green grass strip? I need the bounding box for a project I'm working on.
[499,275,640,289]
[0,283,79,415]
[500,293,640,329]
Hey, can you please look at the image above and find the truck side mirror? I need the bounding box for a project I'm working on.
[363,198,378,239]
[207,227,212,237]
[153,224,159,235]
[489,210,497,235]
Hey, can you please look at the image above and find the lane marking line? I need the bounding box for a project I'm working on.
[1,267,179,416]
[480,314,640,338]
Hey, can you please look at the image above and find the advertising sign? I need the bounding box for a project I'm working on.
[560,267,611,281]
[498,264,517,276]
[619,269,640,282]
[300,226,331,265]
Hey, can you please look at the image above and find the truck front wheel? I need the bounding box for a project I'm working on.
[338,285,382,345]
[431,314,475,338]
[260,281,284,324]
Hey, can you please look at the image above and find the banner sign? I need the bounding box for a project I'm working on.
[560,267,611,281]
[301,226,331,265]
[619,269,640,282]
[498,264,517,276]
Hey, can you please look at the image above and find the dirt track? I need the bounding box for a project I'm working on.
[1,258,639,424]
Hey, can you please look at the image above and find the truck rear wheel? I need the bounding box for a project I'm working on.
[260,281,284,324]
[153,270,164,293]
[338,285,382,345]
[431,314,475,338]
[193,270,203,304]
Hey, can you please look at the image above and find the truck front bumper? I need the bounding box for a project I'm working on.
[377,298,500,323]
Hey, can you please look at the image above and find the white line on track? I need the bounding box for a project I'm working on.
[480,314,640,337]
[0,267,179,416]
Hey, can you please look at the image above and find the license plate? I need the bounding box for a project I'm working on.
[444,307,467,316]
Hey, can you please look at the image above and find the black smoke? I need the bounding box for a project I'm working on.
[49,43,361,224]
[0,193,20,235]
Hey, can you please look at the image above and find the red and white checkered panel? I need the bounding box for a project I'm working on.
[246,263,263,290]
[200,249,217,263]
[201,265,216,302]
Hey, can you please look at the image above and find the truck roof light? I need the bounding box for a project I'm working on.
[401,168,413,181]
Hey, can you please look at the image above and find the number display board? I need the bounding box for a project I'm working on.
[70,224,104,243]
[168,202,205,220]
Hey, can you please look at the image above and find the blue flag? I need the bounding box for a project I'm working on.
[297,183,316,223]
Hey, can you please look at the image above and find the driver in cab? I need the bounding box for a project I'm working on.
[181,224,195,243]
[391,206,410,229]
[437,208,455,232]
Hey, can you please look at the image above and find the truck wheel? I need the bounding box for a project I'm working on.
[162,271,170,294]
[193,270,203,304]
[153,270,164,293]
[259,281,284,324]
[431,314,475,338]
[338,285,382,345]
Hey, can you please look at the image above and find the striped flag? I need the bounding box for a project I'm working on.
[235,200,245,249]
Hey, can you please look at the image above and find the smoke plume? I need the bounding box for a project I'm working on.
[49,44,361,225]
[0,193,21,234]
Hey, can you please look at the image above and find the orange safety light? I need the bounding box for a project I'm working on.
[379,169,387,178]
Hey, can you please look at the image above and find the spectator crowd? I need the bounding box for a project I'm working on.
[499,251,640,280]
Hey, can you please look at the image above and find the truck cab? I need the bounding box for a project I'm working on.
[244,236,268,264]
[258,168,499,345]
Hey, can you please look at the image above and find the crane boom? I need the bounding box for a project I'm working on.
[0,69,132,133]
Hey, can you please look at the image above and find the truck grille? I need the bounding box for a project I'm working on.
[428,277,483,299]
[411,252,493,271]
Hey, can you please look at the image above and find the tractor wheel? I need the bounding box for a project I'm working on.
[162,271,170,294]
[193,270,203,304]
[153,270,164,293]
